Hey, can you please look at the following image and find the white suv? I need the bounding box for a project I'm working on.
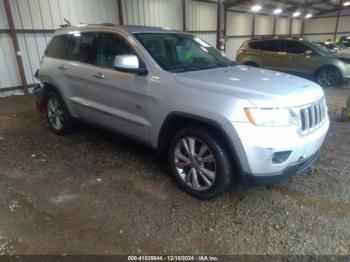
[33,24,329,199]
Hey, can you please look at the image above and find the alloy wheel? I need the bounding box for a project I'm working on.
[318,68,340,86]
[174,136,217,191]
[47,97,64,130]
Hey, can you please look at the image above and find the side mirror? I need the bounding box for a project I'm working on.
[305,50,313,56]
[114,54,148,75]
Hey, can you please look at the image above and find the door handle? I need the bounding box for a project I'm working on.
[57,64,67,70]
[92,72,105,79]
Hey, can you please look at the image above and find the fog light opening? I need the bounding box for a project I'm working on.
[272,151,292,164]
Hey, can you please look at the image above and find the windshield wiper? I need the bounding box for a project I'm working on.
[169,62,236,73]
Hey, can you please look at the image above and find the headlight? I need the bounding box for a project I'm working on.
[244,108,299,127]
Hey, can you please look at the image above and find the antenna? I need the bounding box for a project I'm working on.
[63,18,71,26]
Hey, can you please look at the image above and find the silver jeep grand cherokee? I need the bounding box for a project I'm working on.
[34,24,329,199]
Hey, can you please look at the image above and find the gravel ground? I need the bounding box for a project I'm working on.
[0,87,349,255]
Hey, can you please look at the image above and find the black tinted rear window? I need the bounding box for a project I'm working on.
[260,40,285,52]
[285,41,308,54]
[248,41,261,50]
[46,35,70,59]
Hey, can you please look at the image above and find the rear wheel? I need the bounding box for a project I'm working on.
[168,127,234,199]
[316,66,341,87]
[244,62,259,67]
[45,91,75,135]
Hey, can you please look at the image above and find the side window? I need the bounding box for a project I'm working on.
[67,32,97,64]
[97,33,134,68]
[286,41,308,54]
[261,40,285,52]
[46,35,70,59]
[249,41,261,50]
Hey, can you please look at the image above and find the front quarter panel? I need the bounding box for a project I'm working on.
[147,72,253,147]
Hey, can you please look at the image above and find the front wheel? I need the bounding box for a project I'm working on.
[168,127,234,199]
[316,67,341,87]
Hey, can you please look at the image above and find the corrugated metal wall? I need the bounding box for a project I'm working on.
[0,0,21,90]
[303,15,350,41]
[304,17,337,35]
[338,16,350,33]
[195,32,217,47]
[186,0,217,49]
[122,0,182,29]
[291,19,302,35]
[225,11,253,60]
[255,15,274,36]
[225,37,249,60]
[226,11,253,36]
[10,0,119,29]
[306,34,334,42]
[0,34,21,89]
[186,0,217,31]
[0,0,120,90]
[0,0,9,29]
[276,17,290,35]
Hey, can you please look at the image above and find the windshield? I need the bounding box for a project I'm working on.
[339,41,350,48]
[321,42,338,50]
[135,33,235,72]
[307,40,334,54]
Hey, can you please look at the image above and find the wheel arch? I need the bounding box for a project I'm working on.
[314,64,343,78]
[157,112,243,173]
[243,61,259,67]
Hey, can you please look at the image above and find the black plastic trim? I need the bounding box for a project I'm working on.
[158,112,243,173]
[242,151,319,187]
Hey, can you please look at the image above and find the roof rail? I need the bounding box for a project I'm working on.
[59,22,117,29]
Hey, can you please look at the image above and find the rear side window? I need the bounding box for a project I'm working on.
[261,40,285,52]
[248,41,261,50]
[286,41,308,54]
[46,35,70,59]
[67,32,97,64]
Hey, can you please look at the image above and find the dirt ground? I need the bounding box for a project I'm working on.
[0,87,349,256]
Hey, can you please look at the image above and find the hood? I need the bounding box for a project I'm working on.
[324,51,350,59]
[174,66,324,108]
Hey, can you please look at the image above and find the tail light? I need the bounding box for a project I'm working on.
[237,48,245,56]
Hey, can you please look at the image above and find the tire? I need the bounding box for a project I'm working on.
[316,66,341,87]
[168,127,234,199]
[244,62,259,67]
[45,91,75,135]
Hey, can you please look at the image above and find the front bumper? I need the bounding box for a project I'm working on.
[242,151,319,187]
[223,111,329,187]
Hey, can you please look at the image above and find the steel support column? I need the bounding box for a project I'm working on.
[3,0,28,94]
[252,14,256,38]
[334,0,343,42]
[301,0,308,37]
[117,0,123,25]
[182,0,187,31]
[273,16,277,36]
[216,0,225,49]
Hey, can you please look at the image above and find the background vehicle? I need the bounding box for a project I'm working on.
[236,37,350,87]
[338,41,350,49]
[319,41,350,54]
[34,25,329,199]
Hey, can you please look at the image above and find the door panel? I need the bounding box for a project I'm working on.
[284,41,319,75]
[86,32,151,143]
[260,40,287,71]
[261,51,287,70]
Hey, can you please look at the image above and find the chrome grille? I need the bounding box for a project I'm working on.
[300,98,326,133]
